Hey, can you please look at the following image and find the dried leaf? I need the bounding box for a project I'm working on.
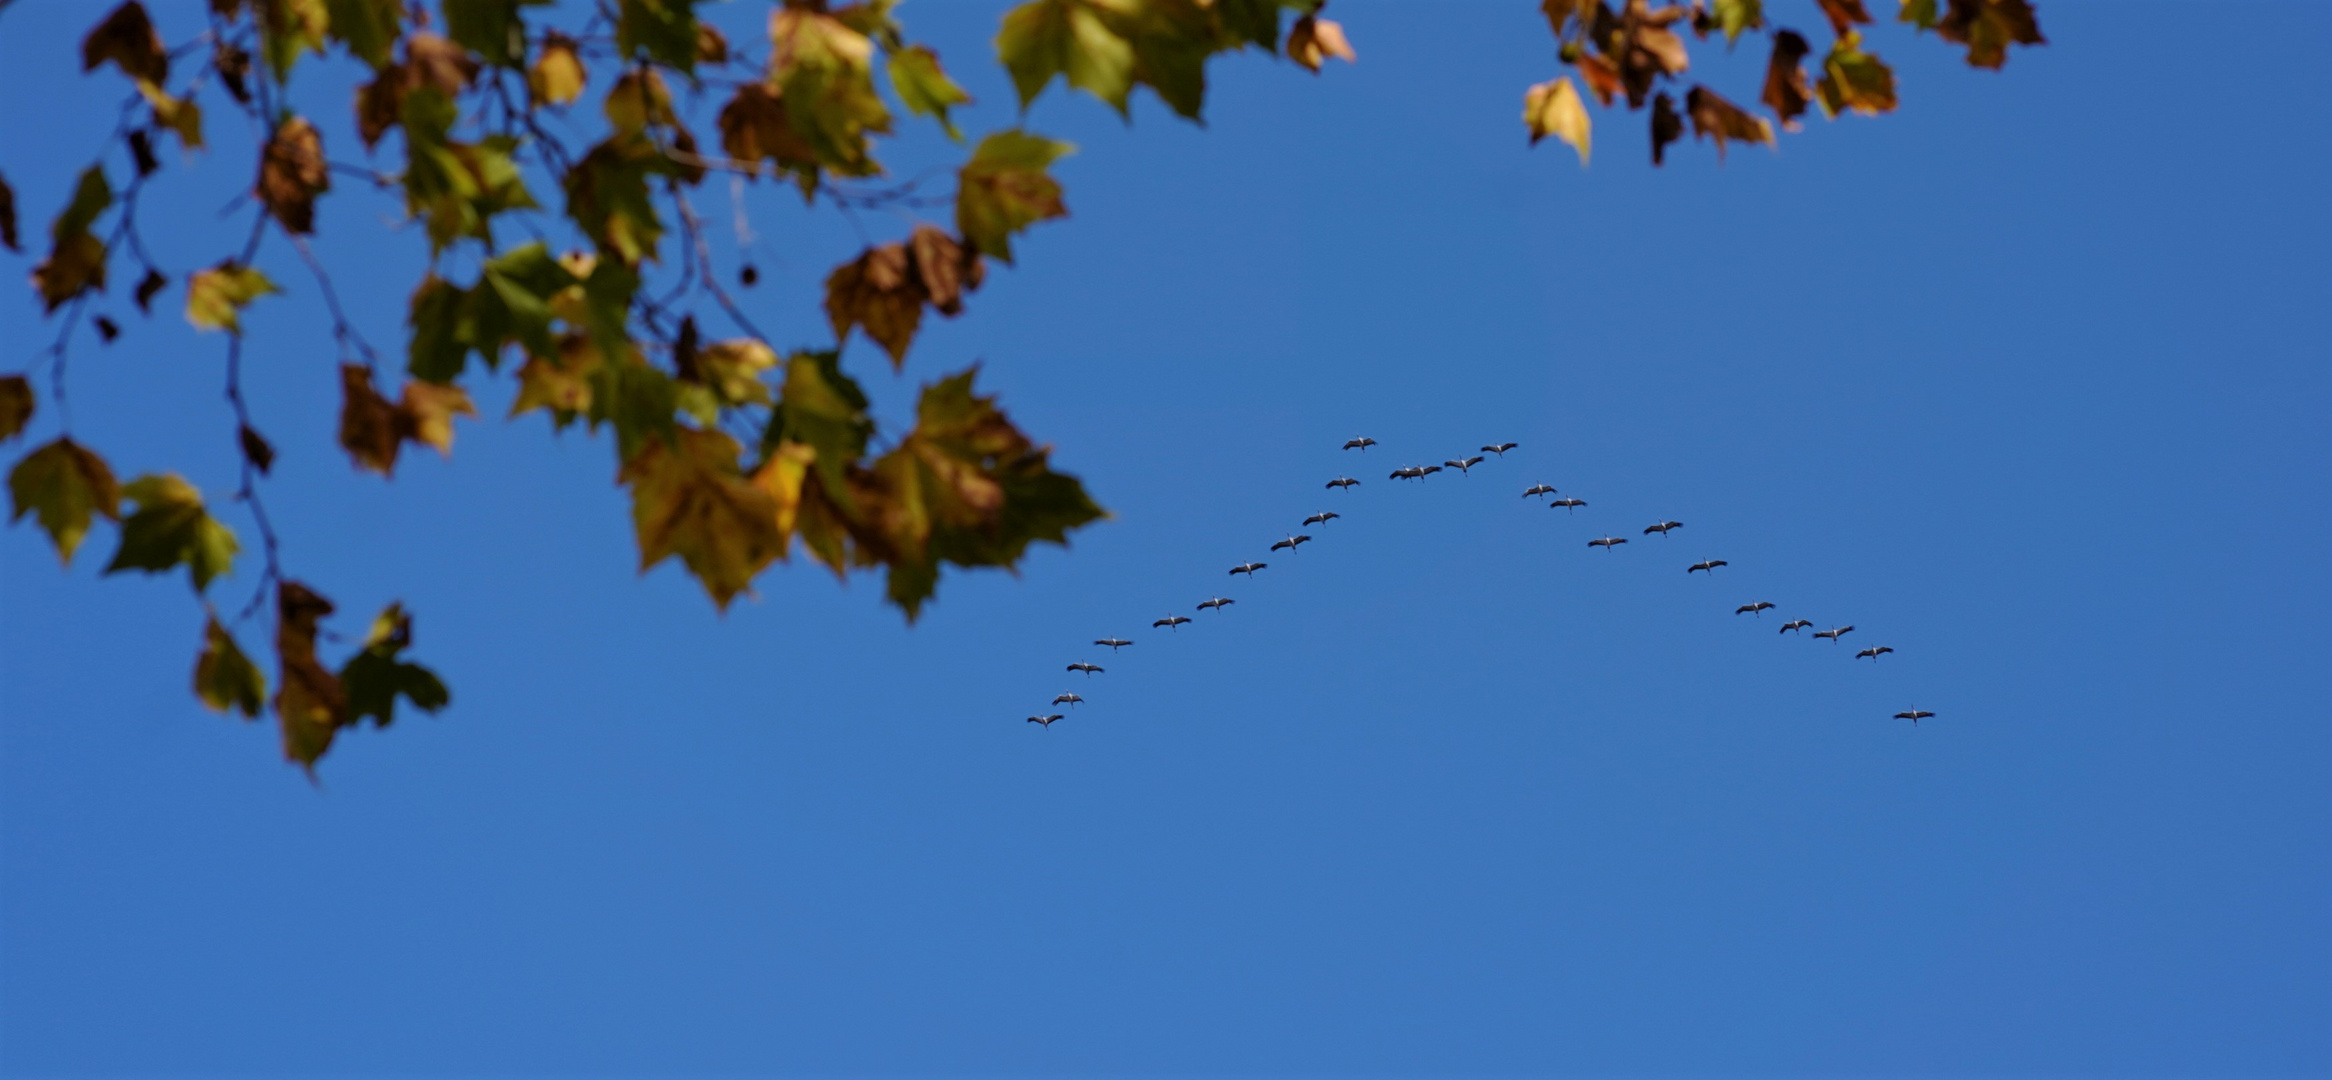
[955,129,1071,264]
[1817,32,1897,116]
[134,268,168,312]
[0,376,32,442]
[1936,0,2044,69]
[1762,29,1812,129]
[194,615,266,719]
[906,224,981,317]
[1813,0,1872,38]
[82,1,169,87]
[401,380,476,454]
[273,580,346,769]
[7,436,121,565]
[33,167,112,313]
[621,426,784,609]
[0,170,17,251]
[1684,84,1774,160]
[104,472,239,592]
[530,32,587,106]
[696,22,729,65]
[258,116,329,234]
[215,40,253,102]
[239,424,276,474]
[1524,76,1592,164]
[1650,90,1683,166]
[185,261,279,332]
[338,363,405,475]
[1575,52,1621,106]
[717,82,819,182]
[824,243,923,367]
[1286,15,1355,73]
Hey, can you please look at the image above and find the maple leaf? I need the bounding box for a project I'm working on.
[717,83,820,188]
[81,2,169,88]
[1817,32,1897,116]
[888,44,973,140]
[1650,90,1684,165]
[33,167,112,314]
[998,0,1138,114]
[185,262,279,333]
[339,363,406,474]
[825,242,924,367]
[359,32,480,149]
[194,615,266,719]
[0,376,32,443]
[562,133,668,266]
[402,86,536,252]
[1286,15,1355,73]
[104,472,239,592]
[1684,85,1774,161]
[323,0,401,69]
[622,426,784,610]
[1813,0,1872,38]
[257,116,330,234]
[1709,0,1762,45]
[956,129,1072,264]
[339,602,450,728]
[530,31,588,106]
[259,0,332,80]
[8,437,121,565]
[1936,0,2043,69]
[907,225,983,316]
[442,0,548,67]
[617,0,701,72]
[512,332,601,426]
[1762,29,1813,130]
[273,580,346,769]
[1524,76,1592,164]
[769,6,893,177]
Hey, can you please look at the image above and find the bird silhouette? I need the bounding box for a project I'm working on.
[1303,511,1341,527]
[1270,535,1312,553]
[1482,442,1519,456]
[1197,596,1235,612]
[1856,646,1895,660]
[1644,520,1684,536]
[1812,625,1856,642]
[1780,619,1813,634]
[1326,476,1360,491]
[1094,637,1133,651]
[1589,536,1628,549]
[1550,497,1587,512]
[1523,483,1557,500]
[1736,601,1776,616]
[1027,714,1063,727]
[1067,662,1104,675]
[1444,455,1485,474]
[1052,693,1083,707]
[1153,614,1191,630]
[1687,559,1728,575]
[1343,437,1377,451]
[1893,708,1935,724]
[1230,562,1267,577]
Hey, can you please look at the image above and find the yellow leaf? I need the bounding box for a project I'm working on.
[195,615,266,719]
[1523,76,1591,164]
[400,380,476,454]
[530,32,588,107]
[1286,15,1355,73]
[185,261,279,333]
[620,427,784,610]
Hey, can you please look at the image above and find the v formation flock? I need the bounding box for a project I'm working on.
[1025,437,1937,729]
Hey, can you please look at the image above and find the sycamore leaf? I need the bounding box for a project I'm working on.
[585,348,678,462]
[997,0,1137,114]
[1900,0,1939,31]
[1712,0,1763,44]
[1685,85,1774,161]
[82,2,169,87]
[1650,90,1684,166]
[142,85,205,151]
[258,116,329,234]
[767,350,873,484]
[401,87,537,252]
[340,602,451,728]
[8,436,121,565]
[33,167,112,313]
[887,44,973,140]
[955,129,1071,264]
[717,83,819,186]
[907,224,983,316]
[0,376,32,443]
[273,580,346,769]
[769,6,892,177]
[359,33,479,149]
[402,381,477,455]
[323,0,400,68]
[825,243,923,367]
[617,0,700,71]
[406,275,469,382]
[443,0,547,67]
[561,133,668,266]
[621,426,783,609]
[1524,76,1591,164]
[1936,0,2043,69]
[104,472,239,591]
[339,363,406,474]
[694,339,778,407]
[1816,32,1897,116]
[604,69,676,136]
[696,22,729,64]
[185,261,279,333]
[1813,0,1873,38]
[195,615,266,719]
[0,170,17,251]
[1285,15,1354,73]
[258,0,332,80]
[240,424,276,474]
[466,241,576,372]
[530,31,587,106]
[512,331,601,426]
[1762,29,1813,129]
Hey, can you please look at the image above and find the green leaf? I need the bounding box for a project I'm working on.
[340,602,452,728]
[323,0,400,68]
[769,7,893,177]
[443,0,549,67]
[185,261,279,333]
[1713,0,1763,44]
[194,615,267,719]
[259,0,332,80]
[561,134,668,266]
[769,350,873,476]
[997,0,1137,114]
[32,166,112,313]
[401,87,537,252]
[887,45,972,140]
[1899,0,1939,31]
[620,426,784,609]
[0,375,32,443]
[407,275,470,382]
[7,436,121,565]
[617,0,700,72]
[105,472,239,592]
[587,351,679,463]
[955,129,1072,264]
[470,241,575,369]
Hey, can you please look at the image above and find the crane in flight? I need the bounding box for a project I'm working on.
[1390,465,1441,480]
[1027,714,1063,727]
[1893,708,1936,724]
[1736,601,1776,616]
[1066,662,1105,675]
[1052,693,1083,707]
[1343,437,1377,451]
[1812,625,1856,642]
[1152,614,1191,630]
[1856,646,1895,661]
[1197,596,1235,612]
[1326,476,1360,491]
[1589,536,1628,549]
[1644,520,1683,536]
[1303,511,1340,527]
[1230,562,1268,577]
[1550,497,1587,512]
[1482,442,1519,457]
[1779,619,1813,634]
[1443,455,1485,474]
[1687,559,1728,575]
[1094,637,1133,651]
[1270,535,1313,553]
[1522,483,1557,499]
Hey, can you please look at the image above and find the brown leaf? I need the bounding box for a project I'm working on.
[1616,1,1692,107]
[1684,84,1774,160]
[824,243,924,368]
[1286,15,1356,73]
[621,426,784,610]
[716,83,817,179]
[1650,91,1683,165]
[273,580,346,769]
[1813,0,1872,38]
[239,424,276,474]
[0,170,16,251]
[1761,29,1812,130]
[134,268,167,312]
[128,130,159,177]
[215,41,253,104]
[1816,33,1898,116]
[695,22,729,65]
[356,68,406,149]
[258,116,329,234]
[0,375,33,442]
[7,436,121,565]
[405,32,478,97]
[1937,0,2044,69]
[338,363,405,475]
[94,315,120,342]
[400,380,476,454]
[82,1,169,87]
[1574,52,1621,107]
[906,225,981,317]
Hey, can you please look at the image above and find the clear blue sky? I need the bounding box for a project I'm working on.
[3,1,2328,1075]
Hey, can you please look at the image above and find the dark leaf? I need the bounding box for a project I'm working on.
[93,316,121,342]
[1812,0,1872,38]
[824,242,923,367]
[273,580,345,769]
[7,436,121,564]
[258,116,330,234]
[0,170,16,251]
[1650,90,1683,165]
[33,167,113,313]
[239,424,276,474]
[128,130,159,177]
[0,376,34,442]
[616,0,700,72]
[82,1,169,87]
[955,129,1071,264]
[104,472,239,592]
[1761,29,1812,129]
[1684,85,1774,160]
[195,615,266,719]
[134,268,168,312]
[1936,0,2044,69]
[1816,32,1897,116]
[340,602,451,727]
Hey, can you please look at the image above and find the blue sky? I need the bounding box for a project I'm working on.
[3,1,2328,1075]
